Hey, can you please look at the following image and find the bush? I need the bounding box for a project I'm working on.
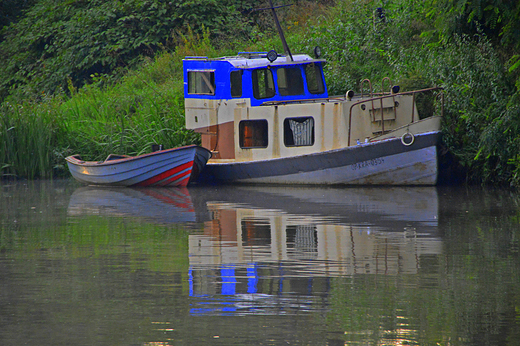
[422,34,516,184]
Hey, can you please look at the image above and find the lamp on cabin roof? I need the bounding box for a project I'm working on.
[267,49,278,63]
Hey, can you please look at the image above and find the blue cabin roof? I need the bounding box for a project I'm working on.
[183,53,328,107]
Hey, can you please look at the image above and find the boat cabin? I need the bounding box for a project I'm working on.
[183,51,433,162]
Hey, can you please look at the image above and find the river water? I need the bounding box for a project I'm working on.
[0,180,519,345]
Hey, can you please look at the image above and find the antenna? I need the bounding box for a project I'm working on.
[255,0,294,62]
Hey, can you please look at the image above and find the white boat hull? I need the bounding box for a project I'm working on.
[197,131,440,186]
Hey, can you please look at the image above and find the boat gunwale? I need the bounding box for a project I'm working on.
[65,145,210,167]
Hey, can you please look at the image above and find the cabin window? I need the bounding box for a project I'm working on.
[304,64,325,94]
[284,117,314,147]
[188,71,215,95]
[286,224,318,254]
[230,70,242,98]
[277,67,304,96]
[252,68,275,99]
[242,218,271,246]
[239,120,268,148]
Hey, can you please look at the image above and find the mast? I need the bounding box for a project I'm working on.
[266,0,294,61]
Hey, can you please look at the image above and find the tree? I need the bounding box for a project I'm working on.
[0,0,257,101]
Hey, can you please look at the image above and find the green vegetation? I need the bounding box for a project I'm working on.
[0,0,519,186]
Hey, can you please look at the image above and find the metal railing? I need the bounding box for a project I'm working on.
[347,87,444,146]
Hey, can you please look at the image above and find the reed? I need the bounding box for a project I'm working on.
[0,101,60,179]
[60,58,198,162]
[0,53,198,179]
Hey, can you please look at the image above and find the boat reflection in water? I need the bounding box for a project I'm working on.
[186,185,442,316]
[69,185,441,316]
[68,186,199,223]
[68,185,441,316]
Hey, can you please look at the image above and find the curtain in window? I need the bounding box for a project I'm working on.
[289,119,313,146]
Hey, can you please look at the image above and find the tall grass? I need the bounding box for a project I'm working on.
[0,52,200,179]
[0,100,61,179]
[60,67,199,162]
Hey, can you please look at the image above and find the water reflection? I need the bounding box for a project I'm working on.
[68,186,199,223]
[1,181,519,345]
[64,184,442,318]
[185,186,442,316]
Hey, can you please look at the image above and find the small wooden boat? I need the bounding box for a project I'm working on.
[65,145,211,187]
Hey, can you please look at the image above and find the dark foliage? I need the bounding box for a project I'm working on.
[0,0,36,34]
[0,0,265,102]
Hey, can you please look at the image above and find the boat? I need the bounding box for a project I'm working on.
[183,1,443,185]
[65,145,212,187]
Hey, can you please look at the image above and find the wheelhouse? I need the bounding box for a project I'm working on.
[183,53,328,106]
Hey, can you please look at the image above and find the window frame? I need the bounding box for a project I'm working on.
[252,68,275,100]
[277,66,305,96]
[304,64,325,95]
[239,120,269,149]
[230,70,243,98]
[187,70,216,95]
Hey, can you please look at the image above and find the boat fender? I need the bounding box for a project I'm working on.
[401,132,414,146]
